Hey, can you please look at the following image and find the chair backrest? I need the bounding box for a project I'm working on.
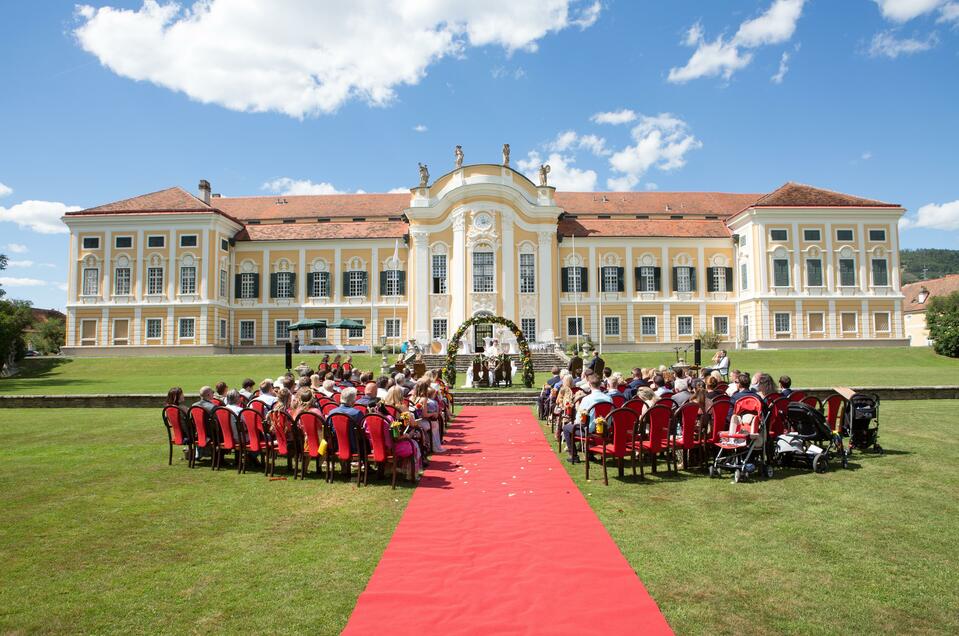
[328,412,355,461]
[765,392,782,404]
[706,399,732,443]
[211,397,224,407]
[355,403,368,414]
[801,395,823,412]
[343,363,353,373]
[318,363,328,373]
[364,413,391,462]
[733,395,764,418]
[643,403,672,452]
[240,408,266,452]
[608,409,637,455]
[248,399,266,416]
[237,394,248,408]
[331,392,341,404]
[659,391,674,400]
[296,410,325,458]
[383,404,400,419]
[163,406,187,445]
[623,399,647,420]
[824,394,846,431]
[587,400,614,422]
[189,406,211,448]
[212,407,238,449]
[789,390,806,403]
[269,410,296,456]
[321,402,338,416]
[656,397,677,412]
[677,402,702,446]
[716,383,728,392]
[769,397,790,437]
[611,394,626,408]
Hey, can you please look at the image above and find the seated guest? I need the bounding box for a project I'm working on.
[545,367,562,388]
[295,360,311,377]
[651,375,668,397]
[328,386,364,452]
[705,350,730,377]
[317,379,337,398]
[382,385,408,414]
[562,375,612,464]
[213,381,228,404]
[192,386,218,413]
[238,378,256,400]
[705,376,725,401]
[253,380,279,410]
[726,370,741,397]
[553,375,575,437]
[779,375,793,397]
[729,373,755,404]
[296,376,311,391]
[755,373,776,399]
[748,371,764,392]
[357,382,379,407]
[223,389,245,439]
[394,373,410,396]
[662,370,676,390]
[607,373,626,400]
[672,378,692,406]
[375,375,390,399]
[627,368,647,391]
[411,380,445,453]
[636,386,658,407]
[291,387,317,417]
[309,373,323,392]
[600,367,614,390]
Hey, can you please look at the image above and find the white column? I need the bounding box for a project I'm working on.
[758,225,769,294]
[827,300,837,339]
[167,234,177,301]
[101,307,109,346]
[66,312,76,347]
[660,246,671,297]
[894,300,903,339]
[133,307,142,345]
[791,222,801,293]
[537,231,555,342]
[662,304,671,342]
[199,305,209,345]
[857,224,868,293]
[298,248,306,303]
[502,218,515,321]
[824,222,835,293]
[451,213,466,327]
[134,230,144,302]
[333,247,341,303]
[699,302,707,335]
[412,230,430,342]
[795,300,803,339]
[589,304,598,341]
[261,309,270,346]
[861,299,870,340]
[166,307,175,345]
[102,231,112,302]
[889,222,901,291]
[261,249,270,304]
[332,308,342,345]
[200,229,209,299]
[697,246,706,298]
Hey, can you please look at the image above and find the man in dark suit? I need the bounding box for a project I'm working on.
[585,350,605,378]
[569,352,583,377]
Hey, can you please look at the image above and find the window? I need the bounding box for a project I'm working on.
[774,312,791,334]
[220,238,229,251]
[178,318,195,339]
[80,319,97,345]
[179,266,197,294]
[239,320,256,342]
[868,229,886,241]
[874,312,890,333]
[146,318,162,339]
[773,259,790,287]
[111,320,129,346]
[147,235,165,248]
[836,229,854,242]
[82,237,100,250]
[275,271,294,298]
[115,236,132,249]
[383,270,402,296]
[770,229,788,241]
[114,267,131,295]
[521,318,536,341]
[638,266,656,292]
[841,312,858,333]
[240,272,257,299]
[82,267,99,295]
[713,316,729,335]
[567,316,583,337]
[311,321,327,340]
[641,316,657,336]
[871,259,889,286]
[348,319,365,339]
[310,272,329,298]
[472,251,494,293]
[711,267,726,292]
[677,316,693,337]
[676,266,693,292]
[839,258,856,286]
[803,229,821,242]
[219,269,228,298]
[275,320,291,341]
[347,270,366,297]
[740,232,748,248]
[601,266,620,293]
[147,267,164,295]
[604,316,621,337]
[740,262,749,290]
[567,266,583,293]
[432,254,447,294]
[219,319,227,340]
[807,312,825,333]
[179,234,198,248]
[385,318,401,338]
[519,253,536,293]
[806,259,823,287]
[432,319,448,340]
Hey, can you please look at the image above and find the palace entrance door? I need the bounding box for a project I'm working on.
[474,323,493,352]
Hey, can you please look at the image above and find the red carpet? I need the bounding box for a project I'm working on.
[343,406,673,635]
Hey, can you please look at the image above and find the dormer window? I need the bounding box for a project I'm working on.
[918,288,929,304]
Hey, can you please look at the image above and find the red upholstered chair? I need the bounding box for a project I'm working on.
[573,401,614,454]
[239,408,268,475]
[267,410,300,477]
[768,397,790,439]
[611,394,626,409]
[623,399,647,420]
[188,406,214,470]
[162,406,193,467]
[716,383,729,393]
[656,397,677,413]
[788,391,806,403]
[247,399,266,417]
[802,395,823,412]
[824,394,846,434]
[342,362,353,374]
[364,413,411,489]
[296,410,326,480]
[733,395,764,419]
[237,394,248,408]
[331,392,341,404]
[659,391,674,401]
[210,397,224,407]
[211,406,242,472]
[320,402,338,416]
[355,404,368,415]
[673,402,705,469]
[634,403,675,476]
[765,392,782,405]
[586,408,638,485]
[383,404,400,420]
[318,363,329,374]
[326,412,365,485]
[705,398,732,447]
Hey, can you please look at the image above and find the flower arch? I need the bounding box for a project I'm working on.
[444,315,534,388]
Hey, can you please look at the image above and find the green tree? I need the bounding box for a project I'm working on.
[33,317,65,355]
[0,299,34,373]
[926,291,959,358]
[0,252,7,298]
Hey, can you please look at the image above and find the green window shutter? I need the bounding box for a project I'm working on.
[234,274,242,298]
[269,273,278,298]
[252,274,259,299]
[706,267,716,292]
[379,271,387,296]
[306,272,315,296]
[725,267,734,291]
[634,267,642,291]
[689,267,697,291]
[398,270,406,295]
[561,267,570,293]
[672,267,678,291]
[580,267,588,292]
[616,267,625,292]
[288,272,296,298]
[342,272,350,296]
[653,267,662,291]
[322,272,330,294]
[361,272,369,296]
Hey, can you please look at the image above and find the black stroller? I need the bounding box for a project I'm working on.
[773,402,846,472]
[843,393,882,456]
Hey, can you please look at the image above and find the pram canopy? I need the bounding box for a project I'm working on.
[785,402,833,442]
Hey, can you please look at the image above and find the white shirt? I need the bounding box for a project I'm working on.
[255,394,278,409]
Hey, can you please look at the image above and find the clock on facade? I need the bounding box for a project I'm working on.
[473,212,493,230]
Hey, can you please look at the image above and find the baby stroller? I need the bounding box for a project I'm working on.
[773,402,846,472]
[709,395,773,483]
[843,393,882,456]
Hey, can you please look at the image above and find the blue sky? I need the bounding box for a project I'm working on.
[1,0,957,310]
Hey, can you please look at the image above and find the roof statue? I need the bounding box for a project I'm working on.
[454,145,464,169]
[538,164,551,187]
[502,143,510,167]
[418,162,429,187]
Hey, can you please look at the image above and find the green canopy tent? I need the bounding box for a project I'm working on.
[288,318,366,331]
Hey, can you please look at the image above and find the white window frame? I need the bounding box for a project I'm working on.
[602,266,619,293]
[805,258,824,287]
[348,318,365,339]
[521,318,536,341]
[519,253,536,293]
[80,319,98,345]
[384,318,401,338]
[82,267,99,296]
[178,318,195,340]
[769,228,789,242]
[347,270,366,297]
[604,316,621,337]
[146,235,165,248]
[472,251,495,293]
[772,258,790,288]
[840,312,858,334]
[639,266,655,292]
[740,262,749,291]
[114,235,133,249]
[676,266,692,293]
[310,272,329,298]
[712,267,726,292]
[871,258,889,287]
[432,254,447,294]
[145,318,163,340]
[567,316,583,337]
[802,229,821,242]
[311,320,327,340]
[179,234,198,248]
[112,318,129,346]
[220,238,229,252]
[835,228,855,242]
[432,318,448,340]
[568,266,583,293]
[275,319,291,342]
[240,272,257,299]
[807,312,825,334]
[676,315,693,337]
[873,311,891,333]
[774,312,791,335]
[179,266,197,295]
[838,258,856,287]
[82,236,100,250]
[868,229,887,242]
[640,315,657,336]
[114,267,131,296]
[219,269,228,298]
[147,267,164,295]
[713,316,729,336]
[219,319,227,340]
[276,271,294,298]
[239,320,256,342]
[384,270,402,297]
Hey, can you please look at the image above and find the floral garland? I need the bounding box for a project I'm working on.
[443,315,535,388]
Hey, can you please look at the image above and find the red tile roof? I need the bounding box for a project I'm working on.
[750,182,899,209]
[237,221,407,242]
[554,191,760,216]
[559,218,731,239]
[215,193,409,221]
[71,186,211,213]
[901,275,959,313]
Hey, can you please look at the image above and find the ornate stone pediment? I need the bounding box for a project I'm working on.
[466,210,500,250]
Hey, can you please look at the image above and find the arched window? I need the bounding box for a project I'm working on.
[472,246,495,293]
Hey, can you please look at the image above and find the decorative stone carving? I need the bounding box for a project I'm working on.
[471,293,496,314]
[181,254,195,266]
[537,231,552,247]
[502,143,510,167]
[310,258,329,272]
[454,145,464,169]
[451,211,466,232]
[418,163,429,186]
[466,210,500,250]
[150,254,162,266]
[519,294,536,316]
[411,230,430,247]
[275,258,292,272]
[116,255,130,267]
[240,259,257,273]
[431,295,449,318]
[538,164,551,186]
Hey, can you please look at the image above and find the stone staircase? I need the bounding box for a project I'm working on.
[421,351,568,372]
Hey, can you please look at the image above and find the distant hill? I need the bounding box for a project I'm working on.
[900,249,959,284]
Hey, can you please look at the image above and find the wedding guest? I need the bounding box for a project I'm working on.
[779,375,793,397]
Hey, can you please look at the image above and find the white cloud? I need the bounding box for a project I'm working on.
[0,200,76,234]
[517,151,598,191]
[262,178,344,196]
[74,0,601,119]
[491,65,526,80]
[868,30,938,57]
[6,260,35,268]
[939,2,959,22]
[590,109,637,125]
[0,182,11,198]
[388,187,411,193]
[546,130,609,156]
[4,243,28,254]
[668,0,805,83]
[900,199,959,230]
[873,0,945,22]
[0,277,48,287]
[771,51,791,83]
[862,151,874,160]
[607,113,702,191]
[56,282,69,292]
[644,182,659,191]
[413,124,428,133]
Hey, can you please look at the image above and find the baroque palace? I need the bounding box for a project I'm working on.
[61,155,907,355]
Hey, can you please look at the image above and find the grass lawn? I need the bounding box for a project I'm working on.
[0,409,413,634]
[540,400,959,635]
[3,348,957,395]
